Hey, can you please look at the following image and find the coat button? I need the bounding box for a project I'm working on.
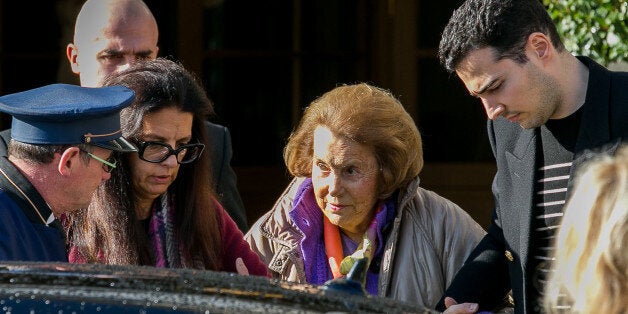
[505,250,514,262]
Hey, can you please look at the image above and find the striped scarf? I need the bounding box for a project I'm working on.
[147,193,201,268]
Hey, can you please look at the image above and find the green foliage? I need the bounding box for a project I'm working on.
[543,0,628,66]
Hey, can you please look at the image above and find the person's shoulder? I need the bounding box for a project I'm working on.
[412,187,465,215]
[582,56,628,85]
[249,178,303,235]
[405,186,477,225]
[205,121,228,133]
[609,68,628,83]
[405,187,485,242]
[0,191,28,223]
[210,196,230,221]
[203,121,231,149]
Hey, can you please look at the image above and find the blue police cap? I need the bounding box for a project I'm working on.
[0,84,137,152]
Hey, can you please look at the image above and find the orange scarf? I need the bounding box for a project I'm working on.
[323,204,381,279]
[324,215,345,278]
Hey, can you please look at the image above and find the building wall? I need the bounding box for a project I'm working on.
[0,0,495,228]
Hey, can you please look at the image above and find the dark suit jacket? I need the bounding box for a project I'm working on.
[437,57,628,313]
[0,121,248,232]
[204,121,248,231]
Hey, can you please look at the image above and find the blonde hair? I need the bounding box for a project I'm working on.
[284,83,423,198]
[544,146,628,313]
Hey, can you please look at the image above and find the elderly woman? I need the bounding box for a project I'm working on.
[245,83,485,308]
[66,58,267,276]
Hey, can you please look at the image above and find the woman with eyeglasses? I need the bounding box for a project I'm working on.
[65,58,267,276]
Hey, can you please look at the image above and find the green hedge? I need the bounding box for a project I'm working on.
[544,0,627,66]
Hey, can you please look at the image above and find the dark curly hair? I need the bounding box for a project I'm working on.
[438,0,564,72]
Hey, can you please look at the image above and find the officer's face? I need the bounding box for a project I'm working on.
[128,107,193,219]
[74,147,114,210]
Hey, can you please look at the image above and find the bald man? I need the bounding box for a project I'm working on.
[66,0,159,87]
[0,0,249,232]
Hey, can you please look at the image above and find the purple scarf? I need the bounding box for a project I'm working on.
[146,193,199,268]
[289,178,396,295]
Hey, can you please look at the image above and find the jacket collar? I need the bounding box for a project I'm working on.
[396,176,421,209]
[574,56,613,153]
[0,155,55,226]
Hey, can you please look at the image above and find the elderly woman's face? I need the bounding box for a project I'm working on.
[311,126,380,241]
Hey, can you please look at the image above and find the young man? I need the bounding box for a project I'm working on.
[437,0,628,313]
[0,84,136,262]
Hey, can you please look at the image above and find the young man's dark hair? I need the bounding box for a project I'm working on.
[439,0,564,72]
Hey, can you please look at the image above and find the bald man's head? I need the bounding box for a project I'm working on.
[67,0,159,87]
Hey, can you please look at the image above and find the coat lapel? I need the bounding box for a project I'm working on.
[504,128,536,269]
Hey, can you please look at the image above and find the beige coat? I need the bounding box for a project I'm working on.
[245,176,486,309]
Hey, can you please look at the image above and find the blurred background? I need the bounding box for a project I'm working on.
[0,0,497,227]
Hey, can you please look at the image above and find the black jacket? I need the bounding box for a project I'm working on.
[437,57,628,313]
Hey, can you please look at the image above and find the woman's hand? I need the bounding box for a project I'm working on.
[235,257,249,275]
[443,297,479,314]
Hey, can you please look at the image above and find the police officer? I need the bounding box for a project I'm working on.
[0,83,136,262]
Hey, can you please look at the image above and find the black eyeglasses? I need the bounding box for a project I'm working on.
[134,141,205,164]
[79,148,117,173]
